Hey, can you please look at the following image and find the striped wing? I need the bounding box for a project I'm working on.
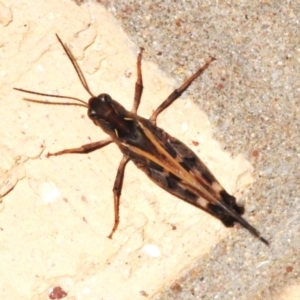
[118,117,244,227]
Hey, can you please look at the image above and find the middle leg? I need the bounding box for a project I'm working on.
[131,48,144,114]
[150,57,216,124]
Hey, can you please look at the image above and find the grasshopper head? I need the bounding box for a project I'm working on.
[88,93,132,138]
[88,93,115,121]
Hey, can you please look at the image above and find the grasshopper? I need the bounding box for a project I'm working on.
[14,35,268,245]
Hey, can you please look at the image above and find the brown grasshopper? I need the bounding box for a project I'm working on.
[14,35,269,245]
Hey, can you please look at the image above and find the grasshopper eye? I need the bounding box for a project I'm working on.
[98,93,111,102]
[88,107,97,119]
[87,97,100,119]
[88,93,112,109]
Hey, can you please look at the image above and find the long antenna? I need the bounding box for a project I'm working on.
[13,87,88,107]
[55,34,95,98]
[14,34,95,106]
